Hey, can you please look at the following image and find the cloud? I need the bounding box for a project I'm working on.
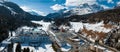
[107,0,114,3]
[117,2,120,6]
[20,6,31,11]
[31,10,47,16]
[20,6,47,16]
[50,4,67,11]
[101,5,110,9]
[65,0,97,6]
[53,0,56,2]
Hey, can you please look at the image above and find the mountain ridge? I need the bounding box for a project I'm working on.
[0,1,42,42]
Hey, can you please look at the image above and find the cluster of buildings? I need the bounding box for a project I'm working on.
[105,27,120,51]
[11,26,51,47]
[48,24,90,52]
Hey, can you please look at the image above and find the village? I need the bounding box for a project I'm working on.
[0,21,120,52]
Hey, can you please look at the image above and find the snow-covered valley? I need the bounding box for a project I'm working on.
[0,20,119,52]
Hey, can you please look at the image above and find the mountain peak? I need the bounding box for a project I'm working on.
[20,6,47,16]
[71,3,104,15]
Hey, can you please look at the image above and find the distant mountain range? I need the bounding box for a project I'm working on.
[0,1,120,42]
[65,8,120,24]
[28,11,41,16]
[71,3,104,15]
[45,3,104,20]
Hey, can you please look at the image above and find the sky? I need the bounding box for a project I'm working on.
[9,0,120,16]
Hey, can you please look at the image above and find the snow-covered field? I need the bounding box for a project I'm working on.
[18,21,114,52]
[70,21,113,33]
[13,43,55,52]
[31,21,51,31]
[31,21,112,33]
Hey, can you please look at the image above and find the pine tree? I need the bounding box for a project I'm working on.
[26,48,30,52]
[15,43,21,52]
[23,48,30,52]
[23,48,26,52]
[7,43,13,52]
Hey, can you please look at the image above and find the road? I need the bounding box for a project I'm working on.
[74,32,120,52]
[48,29,90,52]
[48,27,120,52]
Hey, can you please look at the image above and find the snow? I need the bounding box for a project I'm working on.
[3,5,17,15]
[21,44,55,52]
[64,10,69,13]
[20,6,47,16]
[61,43,71,51]
[13,43,18,52]
[65,0,96,6]
[94,45,105,50]
[90,44,113,52]
[9,31,16,37]
[72,7,92,15]
[31,21,50,31]
[0,47,5,51]
[12,31,16,36]
[0,2,17,15]
[104,50,113,52]
[12,43,55,52]
[70,22,83,32]
[89,36,95,42]
[21,26,32,29]
[49,30,60,43]
[84,21,111,33]
[72,39,80,41]
[70,21,112,33]
[70,22,113,42]
[32,21,111,33]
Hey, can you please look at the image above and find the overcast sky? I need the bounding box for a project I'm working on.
[9,0,120,16]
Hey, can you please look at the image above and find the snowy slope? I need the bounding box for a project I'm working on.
[31,21,51,31]
[28,11,40,16]
[21,44,54,52]
[13,43,55,52]
[71,3,104,15]
[31,21,112,33]
[70,21,112,33]
[0,2,17,15]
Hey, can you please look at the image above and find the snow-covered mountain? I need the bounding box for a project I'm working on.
[70,3,104,15]
[28,11,40,16]
[46,3,104,20]
[0,1,43,42]
[45,9,72,20]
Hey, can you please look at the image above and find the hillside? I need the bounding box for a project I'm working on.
[65,8,120,24]
[0,2,42,42]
